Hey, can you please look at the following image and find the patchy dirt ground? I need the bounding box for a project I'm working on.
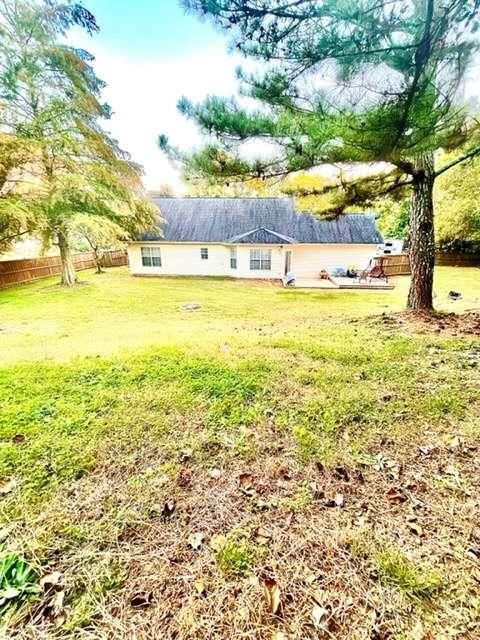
[15,407,480,640]
[1,271,479,639]
[377,311,480,337]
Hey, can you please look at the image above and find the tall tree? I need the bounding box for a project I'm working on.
[72,214,127,273]
[0,0,154,283]
[163,0,480,310]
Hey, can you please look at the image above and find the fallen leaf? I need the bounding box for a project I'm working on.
[209,468,222,479]
[179,448,193,462]
[0,478,16,495]
[407,520,424,536]
[386,487,407,504]
[419,445,435,456]
[325,493,344,508]
[309,481,324,499]
[333,466,350,482]
[315,461,325,474]
[12,434,26,445]
[194,580,206,596]
[188,532,204,550]
[334,493,345,507]
[311,603,328,628]
[161,500,176,518]
[40,571,62,589]
[238,472,255,497]
[130,591,153,608]
[263,578,281,614]
[467,546,480,561]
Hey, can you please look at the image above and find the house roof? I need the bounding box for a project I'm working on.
[229,227,296,244]
[139,197,383,245]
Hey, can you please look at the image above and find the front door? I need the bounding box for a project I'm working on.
[284,250,292,275]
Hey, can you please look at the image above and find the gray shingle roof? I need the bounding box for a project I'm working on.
[139,197,383,245]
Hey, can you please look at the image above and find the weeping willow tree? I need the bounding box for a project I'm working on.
[0,0,154,284]
[161,0,480,310]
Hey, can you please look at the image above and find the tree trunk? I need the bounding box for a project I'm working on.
[58,230,77,287]
[93,248,105,274]
[407,152,435,311]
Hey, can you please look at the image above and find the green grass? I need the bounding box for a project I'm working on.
[0,266,479,639]
[376,548,442,600]
[0,266,478,363]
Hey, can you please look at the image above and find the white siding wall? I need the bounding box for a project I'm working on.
[290,244,377,279]
[128,242,377,280]
[128,243,229,277]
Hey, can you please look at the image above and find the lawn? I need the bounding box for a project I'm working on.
[0,267,479,639]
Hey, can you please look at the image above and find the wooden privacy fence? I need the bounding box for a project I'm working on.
[373,254,411,276]
[0,250,127,289]
[435,252,480,267]
[373,252,480,276]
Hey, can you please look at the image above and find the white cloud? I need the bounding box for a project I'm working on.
[73,35,480,196]
[81,41,241,192]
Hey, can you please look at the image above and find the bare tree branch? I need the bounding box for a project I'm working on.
[435,146,480,177]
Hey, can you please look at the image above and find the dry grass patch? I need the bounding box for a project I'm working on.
[0,270,479,638]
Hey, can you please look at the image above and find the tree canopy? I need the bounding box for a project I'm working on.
[163,0,480,310]
[435,153,480,247]
[0,0,155,283]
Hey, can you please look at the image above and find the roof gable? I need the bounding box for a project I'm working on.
[139,197,383,245]
[229,227,295,244]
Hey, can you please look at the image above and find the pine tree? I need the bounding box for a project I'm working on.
[163,0,480,310]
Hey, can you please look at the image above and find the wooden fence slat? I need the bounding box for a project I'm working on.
[0,250,128,289]
[435,253,480,267]
[373,254,411,276]
[373,251,480,276]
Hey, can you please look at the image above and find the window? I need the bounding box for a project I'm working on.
[230,247,237,269]
[250,248,271,271]
[141,246,161,267]
[200,247,209,260]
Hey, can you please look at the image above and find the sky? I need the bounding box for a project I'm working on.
[69,0,242,192]
[71,2,480,195]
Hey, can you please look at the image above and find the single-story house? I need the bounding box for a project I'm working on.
[127,197,383,282]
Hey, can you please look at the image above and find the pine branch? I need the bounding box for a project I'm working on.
[435,146,480,178]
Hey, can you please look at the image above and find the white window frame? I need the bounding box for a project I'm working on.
[230,246,237,269]
[200,247,209,260]
[141,246,161,267]
[250,248,271,271]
